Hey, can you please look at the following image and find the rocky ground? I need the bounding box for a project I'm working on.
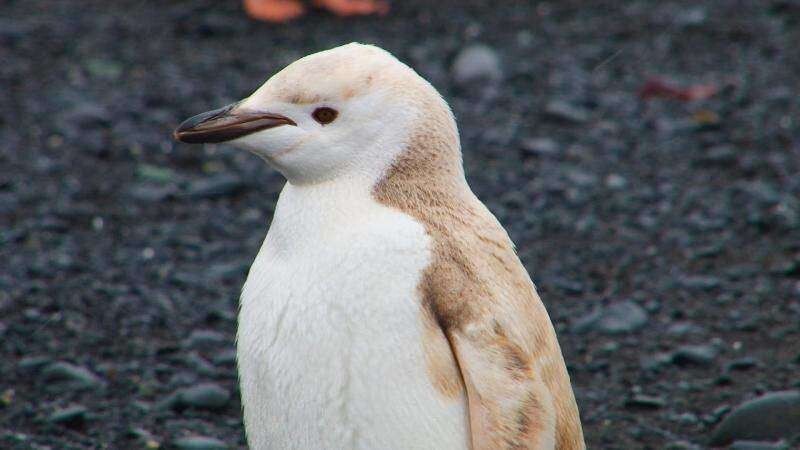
[1,0,799,449]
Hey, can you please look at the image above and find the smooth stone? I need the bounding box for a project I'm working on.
[679,275,721,291]
[41,362,102,388]
[184,352,217,376]
[674,6,707,27]
[207,261,249,281]
[49,405,87,426]
[729,441,790,450]
[521,137,559,157]
[664,441,701,450]
[564,168,598,188]
[185,174,245,199]
[136,164,177,184]
[574,300,648,335]
[451,44,502,86]
[173,436,228,450]
[18,356,51,371]
[710,390,800,446]
[625,394,666,409]
[544,100,590,123]
[671,344,718,366]
[726,357,760,371]
[63,102,109,129]
[176,383,230,410]
[128,184,176,202]
[694,145,737,167]
[666,322,705,336]
[185,330,226,349]
[605,173,628,189]
[212,349,237,366]
[128,428,161,449]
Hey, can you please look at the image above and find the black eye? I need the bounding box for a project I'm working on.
[312,107,338,124]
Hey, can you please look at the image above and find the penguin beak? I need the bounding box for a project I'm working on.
[173,102,296,144]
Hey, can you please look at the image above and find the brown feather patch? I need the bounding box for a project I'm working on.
[421,303,465,399]
[372,88,585,449]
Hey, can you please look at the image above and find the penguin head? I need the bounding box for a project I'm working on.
[175,43,459,186]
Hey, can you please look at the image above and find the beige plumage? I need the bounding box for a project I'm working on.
[374,86,585,449]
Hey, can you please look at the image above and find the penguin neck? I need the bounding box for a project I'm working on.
[372,114,472,222]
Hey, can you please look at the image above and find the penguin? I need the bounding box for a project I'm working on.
[174,43,585,450]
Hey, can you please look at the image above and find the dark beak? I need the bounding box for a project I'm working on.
[173,102,296,144]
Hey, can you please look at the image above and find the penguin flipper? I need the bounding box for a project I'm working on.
[443,317,558,450]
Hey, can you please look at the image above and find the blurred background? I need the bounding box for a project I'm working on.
[1,0,799,449]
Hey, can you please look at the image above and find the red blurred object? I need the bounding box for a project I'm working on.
[638,78,718,101]
[243,0,389,22]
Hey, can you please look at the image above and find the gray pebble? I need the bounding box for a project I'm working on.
[604,173,628,190]
[176,383,230,410]
[666,322,705,337]
[451,44,502,86]
[564,168,598,188]
[49,405,88,426]
[128,184,176,202]
[726,357,760,371]
[185,174,245,199]
[185,330,227,349]
[693,145,738,167]
[173,436,228,450]
[544,100,590,124]
[674,6,707,27]
[625,394,666,410]
[207,261,249,281]
[521,137,559,157]
[679,275,721,291]
[671,344,718,366]
[574,301,648,335]
[62,102,109,129]
[18,356,51,371]
[212,349,237,366]
[664,441,701,450]
[710,390,800,446]
[729,441,790,450]
[42,362,102,389]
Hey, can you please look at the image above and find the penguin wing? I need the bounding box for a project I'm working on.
[423,219,583,449]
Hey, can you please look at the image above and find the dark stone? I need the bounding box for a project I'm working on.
[18,356,51,371]
[62,102,110,129]
[207,261,249,281]
[710,391,800,446]
[49,405,88,426]
[212,349,237,366]
[41,362,102,389]
[172,436,228,450]
[185,330,227,349]
[573,301,648,335]
[521,137,559,157]
[128,184,177,202]
[544,100,590,123]
[693,145,738,167]
[185,174,245,199]
[174,383,230,410]
[671,345,718,366]
[625,394,666,409]
[679,275,722,291]
[729,441,790,450]
[726,357,760,371]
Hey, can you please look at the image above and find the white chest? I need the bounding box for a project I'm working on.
[236,182,468,450]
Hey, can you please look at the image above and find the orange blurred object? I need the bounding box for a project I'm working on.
[243,0,388,22]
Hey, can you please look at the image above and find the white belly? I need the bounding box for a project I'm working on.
[236,182,468,450]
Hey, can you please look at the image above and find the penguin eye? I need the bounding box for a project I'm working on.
[312,107,338,125]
